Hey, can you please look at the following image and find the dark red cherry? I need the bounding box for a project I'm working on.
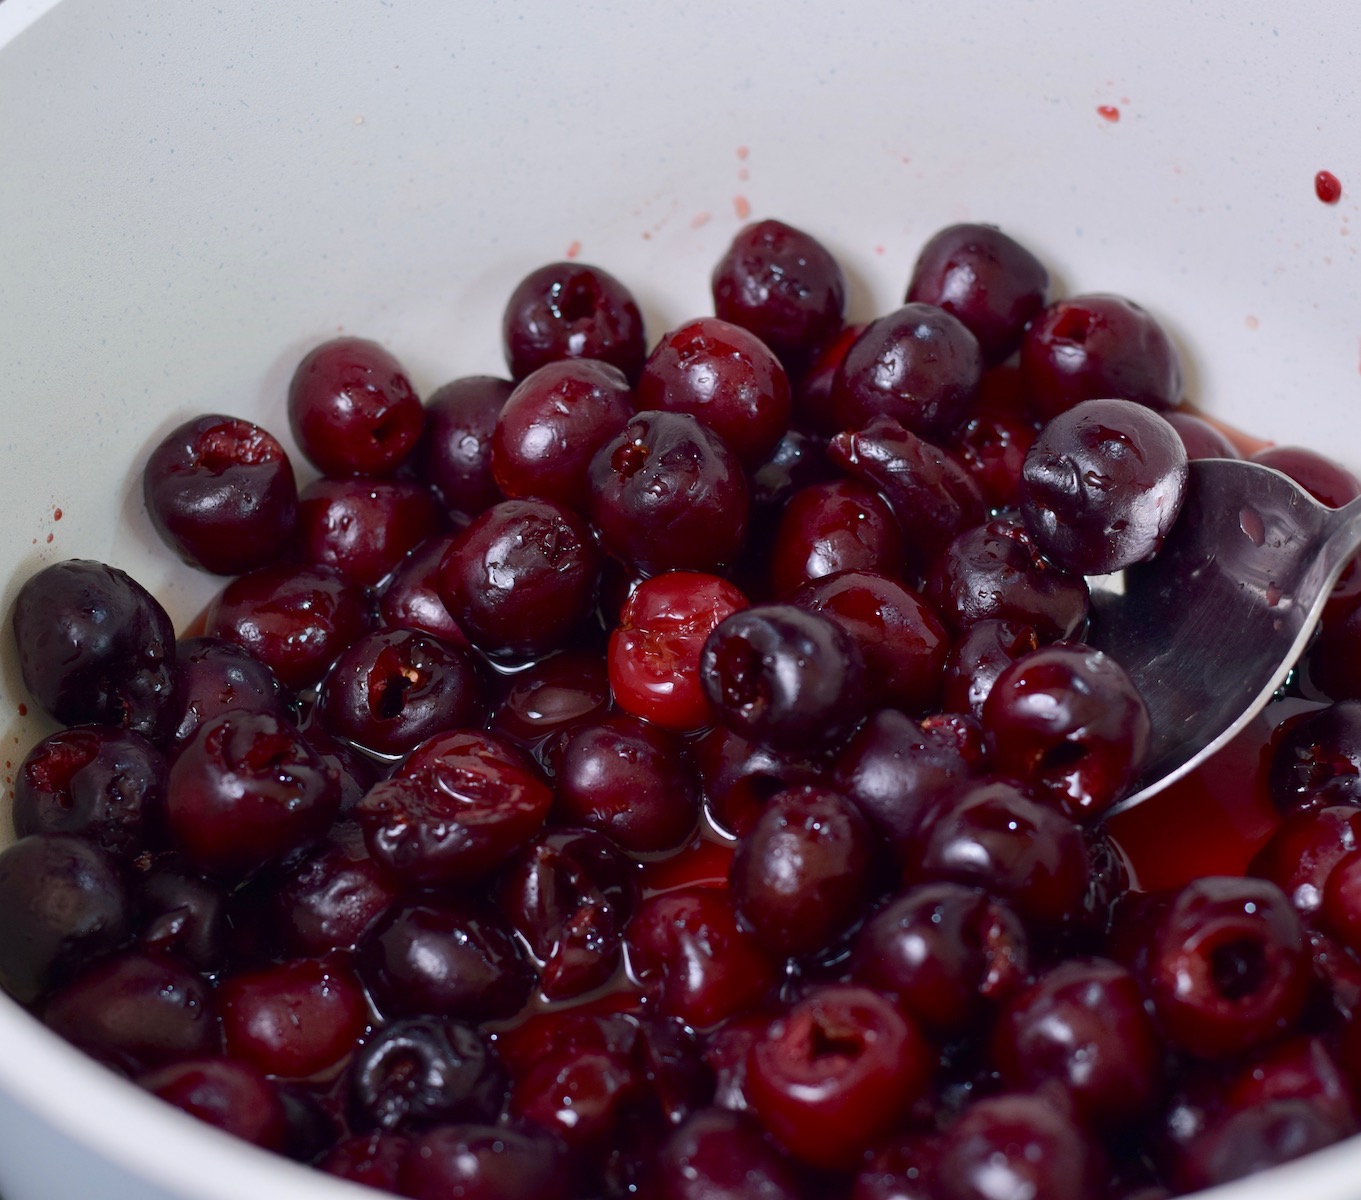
[142,413,297,575]
[170,635,294,749]
[490,649,613,752]
[1267,701,1361,813]
[399,1123,568,1200]
[139,1058,288,1150]
[288,336,424,476]
[657,1107,804,1200]
[415,375,513,518]
[377,532,470,646]
[1165,410,1241,460]
[942,618,1040,718]
[296,475,443,587]
[1252,445,1361,508]
[767,480,907,598]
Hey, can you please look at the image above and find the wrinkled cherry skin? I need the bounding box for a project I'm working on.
[142,413,298,575]
[991,957,1162,1128]
[550,716,700,854]
[400,1123,569,1200]
[436,497,601,660]
[494,827,638,1001]
[905,223,1050,365]
[13,559,179,741]
[347,1016,506,1132]
[0,834,130,1006]
[934,1093,1097,1200]
[983,642,1152,823]
[296,476,443,587]
[13,726,165,859]
[288,336,425,476]
[1267,701,1361,813]
[711,218,848,370]
[164,711,340,878]
[925,514,1090,641]
[828,417,986,573]
[792,570,950,714]
[218,956,369,1079]
[1019,398,1189,575]
[656,1107,805,1200]
[316,628,485,758]
[361,899,535,1023]
[588,410,750,576]
[626,887,776,1029]
[415,375,513,518]
[907,781,1091,928]
[608,571,749,730]
[356,729,553,887]
[138,1058,288,1151]
[491,358,635,510]
[1139,876,1308,1059]
[832,302,983,439]
[1020,293,1183,419]
[204,562,372,692]
[767,479,907,598]
[700,604,867,752]
[746,984,932,1170]
[850,882,1030,1033]
[43,949,218,1072]
[636,317,793,467]
[729,785,877,961]
[171,635,294,748]
[502,260,646,383]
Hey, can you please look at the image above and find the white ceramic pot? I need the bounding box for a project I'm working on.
[1,0,1358,1195]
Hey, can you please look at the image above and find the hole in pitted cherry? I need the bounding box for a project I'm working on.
[1039,739,1089,774]
[1210,936,1269,1002]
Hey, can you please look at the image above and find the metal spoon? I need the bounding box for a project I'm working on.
[1088,456,1361,819]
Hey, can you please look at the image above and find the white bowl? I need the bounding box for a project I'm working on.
[1,0,1359,1196]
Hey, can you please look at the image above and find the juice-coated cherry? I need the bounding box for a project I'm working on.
[143,414,298,575]
[288,336,424,476]
[767,480,906,598]
[502,261,646,383]
[655,1107,804,1200]
[416,375,513,518]
[942,618,1040,718]
[171,635,294,748]
[1267,701,1361,813]
[297,476,443,587]
[489,649,612,751]
[138,1058,288,1150]
[399,1123,568,1200]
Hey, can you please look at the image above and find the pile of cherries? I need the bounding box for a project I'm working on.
[9,218,1361,1200]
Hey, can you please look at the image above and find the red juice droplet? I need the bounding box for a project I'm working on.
[565,240,582,259]
[16,704,26,717]
[52,508,62,520]
[1316,170,1343,204]
[1097,105,1120,123]
[733,195,751,220]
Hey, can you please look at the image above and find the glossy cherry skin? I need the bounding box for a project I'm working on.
[356,729,552,887]
[952,402,1040,510]
[204,563,372,692]
[711,218,848,370]
[13,559,179,741]
[489,648,613,752]
[502,260,646,383]
[12,726,165,859]
[1248,804,1361,917]
[983,642,1152,823]
[296,475,443,587]
[1141,876,1308,1059]
[165,711,340,879]
[636,316,793,468]
[376,532,470,646]
[494,827,638,1001]
[588,410,750,576]
[415,375,513,518]
[700,604,867,752]
[656,1107,804,1200]
[832,303,983,439]
[319,1132,411,1190]
[991,957,1161,1128]
[399,1123,569,1200]
[792,570,950,714]
[170,635,294,749]
[138,1058,288,1150]
[491,358,634,511]
[767,480,907,598]
[1267,701,1361,813]
[746,984,932,1170]
[692,724,823,840]
[942,618,1040,718]
[43,949,218,1072]
[219,956,369,1079]
[316,628,485,759]
[729,785,877,961]
[1019,398,1188,575]
[0,834,130,1006]
[550,716,700,854]
[850,882,1030,1033]
[625,887,776,1029]
[1020,292,1183,419]
[608,571,748,730]
[1252,445,1361,508]
[905,223,1050,365]
[436,498,601,660]
[361,899,535,1023]
[135,853,229,972]
[142,413,298,575]
[1165,410,1241,460]
[288,336,424,476]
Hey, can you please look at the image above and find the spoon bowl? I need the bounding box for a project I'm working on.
[1090,456,1361,818]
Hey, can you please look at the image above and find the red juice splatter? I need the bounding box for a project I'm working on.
[736,145,749,161]
[1316,170,1343,204]
[733,195,751,219]
[1097,105,1120,123]
[565,240,582,259]
[16,704,26,717]
[53,508,62,520]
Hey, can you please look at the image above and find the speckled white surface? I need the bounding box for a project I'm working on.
[0,1,1359,1196]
